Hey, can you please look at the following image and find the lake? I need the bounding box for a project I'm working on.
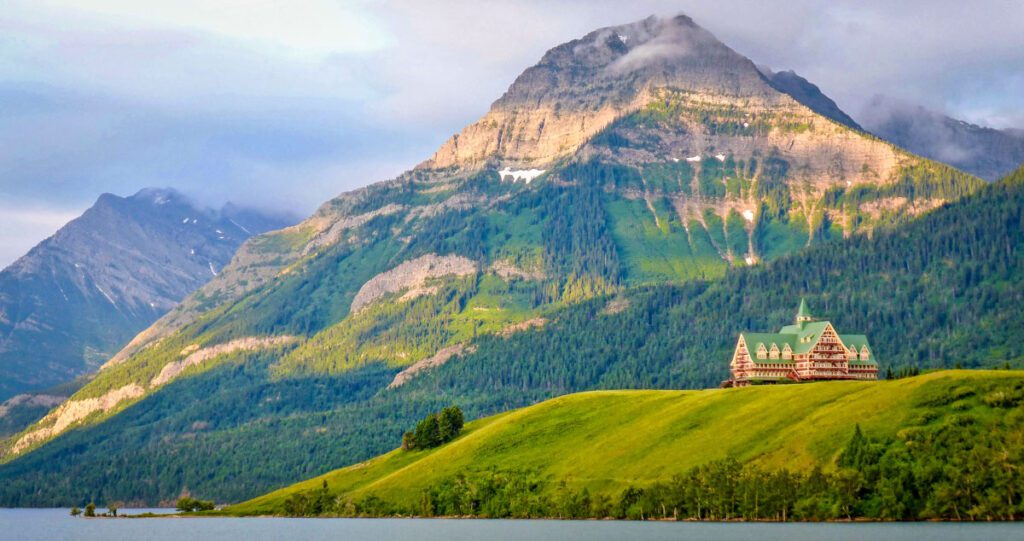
[1,508,1020,541]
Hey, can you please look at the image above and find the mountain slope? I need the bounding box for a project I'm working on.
[860,95,1024,181]
[231,370,1024,519]
[760,68,862,130]
[0,162,1015,507]
[0,188,294,400]
[0,15,990,504]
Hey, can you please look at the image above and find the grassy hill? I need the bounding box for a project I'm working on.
[230,370,1024,520]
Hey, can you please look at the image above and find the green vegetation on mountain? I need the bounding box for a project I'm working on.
[0,166,1018,506]
[229,370,1024,521]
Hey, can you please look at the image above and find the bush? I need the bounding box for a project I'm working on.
[176,497,215,512]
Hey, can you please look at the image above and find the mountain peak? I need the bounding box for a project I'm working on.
[421,14,774,171]
[130,187,189,207]
[550,15,751,80]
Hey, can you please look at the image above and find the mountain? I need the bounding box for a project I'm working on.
[230,370,1024,520]
[860,95,1024,181]
[760,68,862,131]
[0,14,990,505]
[0,188,295,401]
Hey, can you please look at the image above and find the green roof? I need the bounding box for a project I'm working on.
[737,300,877,365]
[739,322,877,365]
[840,334,870,349]
[797,298,811,320]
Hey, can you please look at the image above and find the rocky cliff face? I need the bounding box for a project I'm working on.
[860,95,1024,181]
[421,15,776,170]
[761,68,862,131]
[0,188,295,399]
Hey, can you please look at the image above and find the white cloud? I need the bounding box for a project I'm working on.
[20,0,391,58]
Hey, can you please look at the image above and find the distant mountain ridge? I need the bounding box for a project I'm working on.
[860,95,1024,181]
[0,188,295,400]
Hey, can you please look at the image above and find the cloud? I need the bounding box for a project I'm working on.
[603,16,717,76]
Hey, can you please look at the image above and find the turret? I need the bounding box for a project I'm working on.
[796,298,813,324]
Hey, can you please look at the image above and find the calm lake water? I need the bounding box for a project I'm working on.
[1,508,1021,541]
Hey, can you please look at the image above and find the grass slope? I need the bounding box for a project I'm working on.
[230,370,1023,515]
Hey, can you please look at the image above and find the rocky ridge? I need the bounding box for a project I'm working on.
[0,188,295,399]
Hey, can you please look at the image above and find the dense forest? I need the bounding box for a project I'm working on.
[0,167,1019,506]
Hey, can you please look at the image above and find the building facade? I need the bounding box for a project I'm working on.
[724,300,878,387]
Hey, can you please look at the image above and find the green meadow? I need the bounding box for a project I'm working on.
[230,369,1023,515]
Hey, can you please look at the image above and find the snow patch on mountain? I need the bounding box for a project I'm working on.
[498,168,546,184]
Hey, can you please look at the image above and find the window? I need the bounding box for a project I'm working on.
[860,345,870,359]
[769,344,780,359]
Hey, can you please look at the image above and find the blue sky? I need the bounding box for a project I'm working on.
[1,0,1022,267]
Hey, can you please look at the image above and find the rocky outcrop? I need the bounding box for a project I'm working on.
[351,254,477,313]
[10,384,144,455]
[0,394,66,419]
[151,336,298,387]
[0,393,68,438]
[491,260,545,281]
[602,298,631,315]
[388,343,475,389]
[7,335,298,456]
[304,204,405,254]
[498,318,548,337]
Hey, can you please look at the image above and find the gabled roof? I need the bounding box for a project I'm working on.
[740,321,877,365]
[840,334,870,350]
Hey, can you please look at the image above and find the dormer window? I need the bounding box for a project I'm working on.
[757,344,767,359]
[782,344,792,359]
[847,346,857,360]
[769,344,780,359]
[860,345,870,360]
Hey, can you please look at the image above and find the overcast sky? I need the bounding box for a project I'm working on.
[2,0,1022,267]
